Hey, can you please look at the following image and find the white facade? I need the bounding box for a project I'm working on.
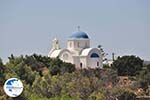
[48,31,103,69]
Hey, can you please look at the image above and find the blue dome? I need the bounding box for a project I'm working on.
[69,31,89,39]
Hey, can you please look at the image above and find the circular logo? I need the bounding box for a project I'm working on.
[3,78,23,97]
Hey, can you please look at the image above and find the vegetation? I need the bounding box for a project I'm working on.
[112,55,143,76]
[0,54,149,100]
[117,91,136,100]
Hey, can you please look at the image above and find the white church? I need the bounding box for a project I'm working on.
[48,28,103,69]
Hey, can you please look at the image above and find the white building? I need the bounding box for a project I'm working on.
[48,30,103,69]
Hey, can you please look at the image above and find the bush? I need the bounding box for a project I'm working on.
[112,55,143,76]
[117,91,136,100]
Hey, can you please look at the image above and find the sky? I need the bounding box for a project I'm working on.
[0,0,150,62]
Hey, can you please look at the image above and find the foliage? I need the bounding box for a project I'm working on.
[136,64,150,94]
[138,64,150,85]
[1,54,149,99]
[88,90,105,100]
[112,55,143,76]
[117,91,136,100]
[0,58,5,84]
[49,57,75,75]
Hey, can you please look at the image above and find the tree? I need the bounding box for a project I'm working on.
[6,55,24,75]
[24,55,46,74]
[138,64,150,85]
[98,45,108,62]
[112,55,143,76]
[32,74,52,98]
[0,58,5,84]
[117,91,136,100]
[88,90,105,100]
[18,64,39,85]
[137,64,150,94]
[49,58,75,75]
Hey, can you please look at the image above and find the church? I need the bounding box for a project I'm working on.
[48,28,103,69]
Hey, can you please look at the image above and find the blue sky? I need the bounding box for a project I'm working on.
[0,0,150,62]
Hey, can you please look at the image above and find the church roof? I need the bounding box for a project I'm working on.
[50,49,71,58]
[50,49,62,58]
[81,48,101,56]
[69,31,89,39]
[81,48,93,56]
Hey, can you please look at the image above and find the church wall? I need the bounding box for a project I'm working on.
[67,39,90,50]
[72,56,81,69]
[87,58,101,68]
[80,57,88,69]
[86,49,103,69]
[59,50,73,63]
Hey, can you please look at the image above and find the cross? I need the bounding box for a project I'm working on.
[77,26,80,31]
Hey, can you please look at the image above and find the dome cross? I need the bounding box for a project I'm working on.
[77,26,80,31]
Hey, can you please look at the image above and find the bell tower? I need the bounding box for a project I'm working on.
[52,38,60,50]
[48,38,60,57]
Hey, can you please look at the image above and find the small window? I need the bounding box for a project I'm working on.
[78,42,80,47]
[80,63,82,68]
[90,53,99,58]
[70,42,72,47]
[56,41,58,44]
[97,62,99,66]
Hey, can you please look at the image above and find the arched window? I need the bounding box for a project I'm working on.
[63,53,68,60]
[90,53,99,58]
